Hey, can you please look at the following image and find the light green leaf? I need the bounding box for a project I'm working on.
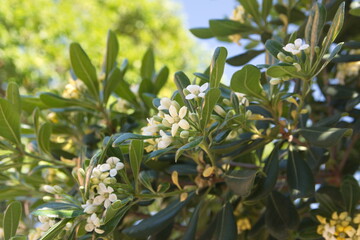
[39,92,95,109]
[350,7,360,16]
[6,82,21,115]
[139,170,156,192]
[0,99,21,146]
[154,66,169,95]
[230,65,265,100]
[130,139,144,191]
[298,127,352,148]
[103,198,132,224]
[175,137,203,162]
[101,204,132,235]
[32,202,84,218]
[104,30,119,78]
[141,48,155,81]
[261,0,273,21]
[201,88,221,128]
[103,67,121,104]
[210,47,227,88]
[225,170,258,197]
[239,0,261,24]
[38,123,52,154]
[189,28,214,39]
[266,63,304,78]
[69,43,99,99]
[209,19,254,36]
[3,201,22,240]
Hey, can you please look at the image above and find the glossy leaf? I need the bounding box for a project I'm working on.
[214,203,237,240]
[113,133,158,146]
[182,202,202,240]
[145,147,174,162]
[226,50,264,66]
[38,123,52,154]
[123,193,194,238]
[287,148,315,198]
[3,201,22,240]
[139,170,156,192]
[113,72,138,106]
[340,175,360,215]
[189,28,214,39]
[129,139,144,190]
[201,88,221,128]
[230,65,265,100]
[32,202,84,218]
[266,63,303,78]
[104,30,119,77]
[141,48,155,81]
[298,127,352,148]
[70,43,99,99]
[175,137,203,162]
[210,47,227,88]
[6,82,21,115]
[0,99,21,146]
[225,170,257,197]
[265,191,299,240]
[209,19,253,36]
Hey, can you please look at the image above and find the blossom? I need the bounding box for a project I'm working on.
[157,130,172,149]
[141,117,159,136]
[85,213,104,234]
[234,92,249,106]
[164,105,190,136]
[93,183,117,208]
[38,216,56,232]
[322,223,336,240]
[158,97,172,110]
[283,38,309,55]
[99,157,124,177]
[81,199,98,214]
[90,167,110,185]
[185,83,209,100]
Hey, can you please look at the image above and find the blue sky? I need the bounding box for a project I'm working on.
[174,0,250,83]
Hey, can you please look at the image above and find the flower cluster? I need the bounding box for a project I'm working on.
[316,212,360,240]
[229,5,246,45]
[62,79,86,99]
[81,156,124,234]
[336,49,360,84]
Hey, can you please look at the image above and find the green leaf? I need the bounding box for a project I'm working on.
[113,69,139,106]
[298,127,352,148]
[139,170,156,192]
[154,66,169,95]
[32,202,84,218]
[214,203,237,240]
[315,193,338,217]
[226,50,264,66]
[123,193,194,238]
[314,42,343,76]
[210,47,227,88]
[287,147,314,198]
[104,30,119,78]
[101,204,132,235]
[113,133,158,146]
[130,139,144,190]
[239,0,261,24]
[103,67,121,104]
[141,48,155,81]
[69,43,99,99]
[175,137,203,162]
[350,7,360,16]
[246,145,280,201]
[103,198,132,224]
[3,201,22,240]
[39,92,94,109]
[21,96,48,113]
[189,28,214,39]
[0,99,21,146]
[230,65,265,100]
[201,88,221,128]
[225,170,257,197]
[266,63,303,78]
[261,0,273,21]
[145,147,174,162]
[6,82,21,115]
[265,191,299,240]
[265,39,292,58]
[40,218,71,240]
[209,19,254,36]
[182,202,202,240]
[340,175,360,215]
[174,71,193,111]
[37,123,52,154]
[9,236,27,240]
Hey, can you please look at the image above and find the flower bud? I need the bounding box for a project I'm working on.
[285,56,294,63]
[223,99,231,106]
[315,46,320,54]
[43,196,53,202]
[270,78,282,85]
[277,52,287,62]
[180,131,189,139]
[43,185,57,194]
[293,63,301,72]
[53,185,63,193]
[189,113,198,122]
[214,105,226,117]
[103,177,116,185]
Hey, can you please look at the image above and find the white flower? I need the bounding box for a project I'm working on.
[234,92,249,106]
[81,199,98,214]
[93,183,117,208]
[164,105,190,136]
[283,38,309,55]
[157,130,172,149]
[185,83,209,100]
[322,223,336,240]
[85,213,104,234]
[90,167,110,184]
[100,157,124,177]
[38,216,56,232]
[158,97,172,110]
[141,117,159,136]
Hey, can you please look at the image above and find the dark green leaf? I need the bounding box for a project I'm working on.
[141,48,155,81]
[182,203,202,240]
[226,50,264,66]
[209,20,254,36]
[101,204,132,235]
[261,0,273,21]
[265,39,292,58]
[174,71,193,111]
[239,0,261,24]
[3,201,22,240]
[315,193,338,217]
[340,175,360,215]
[113,72,138,106]
[214,203,237,240]
[175,137,203,162]
[287,147,314,198]
[210,47,227,88]
[350,7,360,16]
[104,30,119,78]
[298,127,352,148]
[0,99,21,146]
[265,191,299,240]
[70,43,99,99]
[6,82,21,115]
[103,198,132,224]
[32,202,84,218]
[139,170,156,192]
[113,133,158,146]
[154,66,169,95]
[145,147,174,162]
[225,170,257,197]
[201,88,221,128]
[123,193,194,239]
[103,68,121,104]
[40,92,94,109]
[38,123,52,154]
[130,139,144,189]
[189,28,214,39]
[230,65,265,100]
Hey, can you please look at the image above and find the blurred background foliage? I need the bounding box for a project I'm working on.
[0,0,201,94]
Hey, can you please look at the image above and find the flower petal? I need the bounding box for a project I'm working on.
[93,195,105,205]
[99,164,110,172]
[294,38,302,48]
[169,105,178,118]
[179,119,190,130]
[109,169,117,177]
[186,85,199,93]
[179,106,187,119]
[185,93,196,100]
[171,123,179,137]
[164,114,175,124]
[198,92,205,98]
[200,82,209,92]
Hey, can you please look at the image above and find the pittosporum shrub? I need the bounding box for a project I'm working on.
[1,1,360,240]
